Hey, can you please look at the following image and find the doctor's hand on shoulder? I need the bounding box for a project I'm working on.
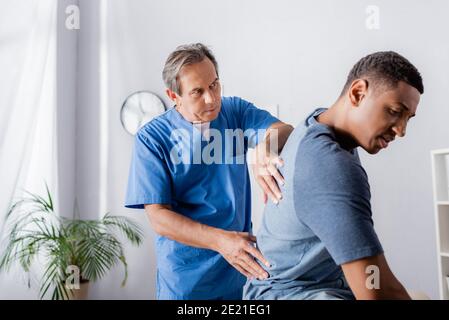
[251,142,285,205]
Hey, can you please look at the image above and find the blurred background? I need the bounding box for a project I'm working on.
[1,0,448,299]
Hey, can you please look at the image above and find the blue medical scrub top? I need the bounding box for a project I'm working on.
[125,96,278,300]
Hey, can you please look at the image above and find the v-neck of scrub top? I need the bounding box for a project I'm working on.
[171,106,216,144]
[192,121,211,141]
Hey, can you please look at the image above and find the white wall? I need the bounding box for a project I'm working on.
[57,0,78,220]
[75,0,156,299]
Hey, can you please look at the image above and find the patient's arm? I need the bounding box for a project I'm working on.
[341,254,411,300]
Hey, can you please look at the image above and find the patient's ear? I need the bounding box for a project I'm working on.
[348,79,368,107]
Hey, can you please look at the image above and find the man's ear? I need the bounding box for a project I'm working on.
[166,88,176,102]
[348,79,368,106]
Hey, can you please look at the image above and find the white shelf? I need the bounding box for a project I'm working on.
[440,256,449,301]
[432,152,449,202]
[432,149,449,156]
[431,149,449,300]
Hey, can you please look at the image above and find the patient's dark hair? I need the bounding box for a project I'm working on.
[340,51,424,96]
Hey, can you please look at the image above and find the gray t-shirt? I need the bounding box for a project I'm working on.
[244,108,384,300]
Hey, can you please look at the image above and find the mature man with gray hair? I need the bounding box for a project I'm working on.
[125,43,293,299]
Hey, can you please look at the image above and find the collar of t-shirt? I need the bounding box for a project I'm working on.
[192,121,211,141]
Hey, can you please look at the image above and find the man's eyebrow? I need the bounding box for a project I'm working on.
[189,87,202,94]
[189,78,219,94]
[397,102,416,117]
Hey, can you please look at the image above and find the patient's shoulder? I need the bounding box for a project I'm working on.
[295,123,368,188]
[298,124,344,156]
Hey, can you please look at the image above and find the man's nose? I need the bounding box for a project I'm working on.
[392,118,407,138]
[203,89,216,105]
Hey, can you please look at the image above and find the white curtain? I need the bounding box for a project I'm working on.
[0,0,59,299]
[0,0,58,253]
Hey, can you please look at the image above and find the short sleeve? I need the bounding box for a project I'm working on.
[124,130,172,209]
[294,127,383,265]
[231,97,279,147]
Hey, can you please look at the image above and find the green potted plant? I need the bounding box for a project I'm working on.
[0,184,144,300]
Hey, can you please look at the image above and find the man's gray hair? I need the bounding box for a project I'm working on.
[162,43,219,95]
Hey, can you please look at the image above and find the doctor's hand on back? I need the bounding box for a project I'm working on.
[145,204,271,280]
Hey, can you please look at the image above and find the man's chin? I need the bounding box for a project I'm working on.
[202,107,220,121]
[202,114,218,122]
[364,146,381,155]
